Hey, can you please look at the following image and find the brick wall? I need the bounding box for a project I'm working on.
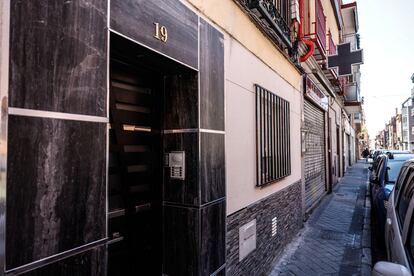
[226,180,302,275]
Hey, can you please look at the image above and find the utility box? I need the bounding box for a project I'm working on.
[239,219,256,261]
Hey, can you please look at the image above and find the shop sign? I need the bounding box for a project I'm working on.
[327,42,363,77]
[304,76,328,111]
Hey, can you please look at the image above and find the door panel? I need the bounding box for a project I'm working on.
[107,60,162,275]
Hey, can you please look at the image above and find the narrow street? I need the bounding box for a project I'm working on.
[3,0,411,274]
[270,161,371,275]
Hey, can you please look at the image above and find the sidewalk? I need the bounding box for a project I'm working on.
[270,161,371,276]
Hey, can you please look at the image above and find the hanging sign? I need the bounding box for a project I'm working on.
[304,76,328,111]
[327,42,363,76]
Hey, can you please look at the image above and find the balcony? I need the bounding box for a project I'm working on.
[343,82,362,114]
[328,32,337,56]
[242,0,292,48]
[304,0,327,61]
[344,83,360,103]
[354,112,362,124]
[322,32,340,89]
[354,112,362,131]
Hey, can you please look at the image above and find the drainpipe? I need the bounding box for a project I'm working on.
[298,0,314,62]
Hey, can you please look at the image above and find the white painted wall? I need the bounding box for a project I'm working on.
[225,35,302,215]
[328,100,341,181]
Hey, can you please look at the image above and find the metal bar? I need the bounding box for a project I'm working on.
[276,96,280,179]
[6,239,108,275]
[259,87,264,185]
[275,95,278,179]
[279,99,286,178]
[263,88,266,184]
[284,100,288,176]
[269,91,272,182]
[255,86,258,185]
[9,107,109,123]
[282,97,285,178]
[266,91,272,182]
[287,102,291,174]
[280,99,284,178]
[262,88,265,184]
[256,85,262,185]
[271,93,275,181]
[283,100,286,177]
[265,89,269,183]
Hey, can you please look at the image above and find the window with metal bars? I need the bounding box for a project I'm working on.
[255,84,291,186]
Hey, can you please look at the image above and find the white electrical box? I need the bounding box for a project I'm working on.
[239,219,256,261]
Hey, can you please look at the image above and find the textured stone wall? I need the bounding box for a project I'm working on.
[226,180,302,276]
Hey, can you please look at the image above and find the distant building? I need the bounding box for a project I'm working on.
[396,110,403,149]
[402,94,414,151]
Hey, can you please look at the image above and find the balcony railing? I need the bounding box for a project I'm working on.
[303,0,327,60]
[343,83,362,105]
[246,0,292,48]
[315,0,326,53]
[328,32,336,55]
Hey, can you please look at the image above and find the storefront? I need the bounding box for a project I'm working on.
[303,76,328,212]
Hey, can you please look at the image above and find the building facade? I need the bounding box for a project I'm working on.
[396,111,403,150]
[0,0,363,275]
[401,97,414,151]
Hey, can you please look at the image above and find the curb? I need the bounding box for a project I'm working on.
[361,179,372,276]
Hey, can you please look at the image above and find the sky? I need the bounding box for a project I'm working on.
[344,0,414,139]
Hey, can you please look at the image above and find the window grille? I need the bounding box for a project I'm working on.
[255,84,291,186]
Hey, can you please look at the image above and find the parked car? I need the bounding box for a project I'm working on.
[369,150,411,183]
[370,153,414,238]
[372,159,414,275]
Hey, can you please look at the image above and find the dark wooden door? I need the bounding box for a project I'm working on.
[107,59,162,275]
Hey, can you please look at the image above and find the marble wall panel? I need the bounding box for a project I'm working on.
[200,200,226,275]
[200,133,225,204]
[163,132,199,206]
[9,0,107,116]
[110,0,198,69]
[199,19,225,131]
[163,205,199,276]
[164,73,199,130]
[20,246,106,276]
[6,116,106,269]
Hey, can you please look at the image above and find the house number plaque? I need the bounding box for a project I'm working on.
[154,22,168,42]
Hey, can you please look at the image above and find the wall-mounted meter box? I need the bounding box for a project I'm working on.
[167,151,185,180]
[239,219,256,261]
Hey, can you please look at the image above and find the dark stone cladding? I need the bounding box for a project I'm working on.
[226,180,302,276]
[19,246,106,276]
[9,0,107,116]
[6,116,106,269]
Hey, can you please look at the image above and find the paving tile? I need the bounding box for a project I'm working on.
[270,161,370,276]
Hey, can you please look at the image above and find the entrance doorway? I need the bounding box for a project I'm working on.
[107,33,196,275]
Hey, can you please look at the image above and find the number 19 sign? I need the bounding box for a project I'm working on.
[153,22,168,43]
